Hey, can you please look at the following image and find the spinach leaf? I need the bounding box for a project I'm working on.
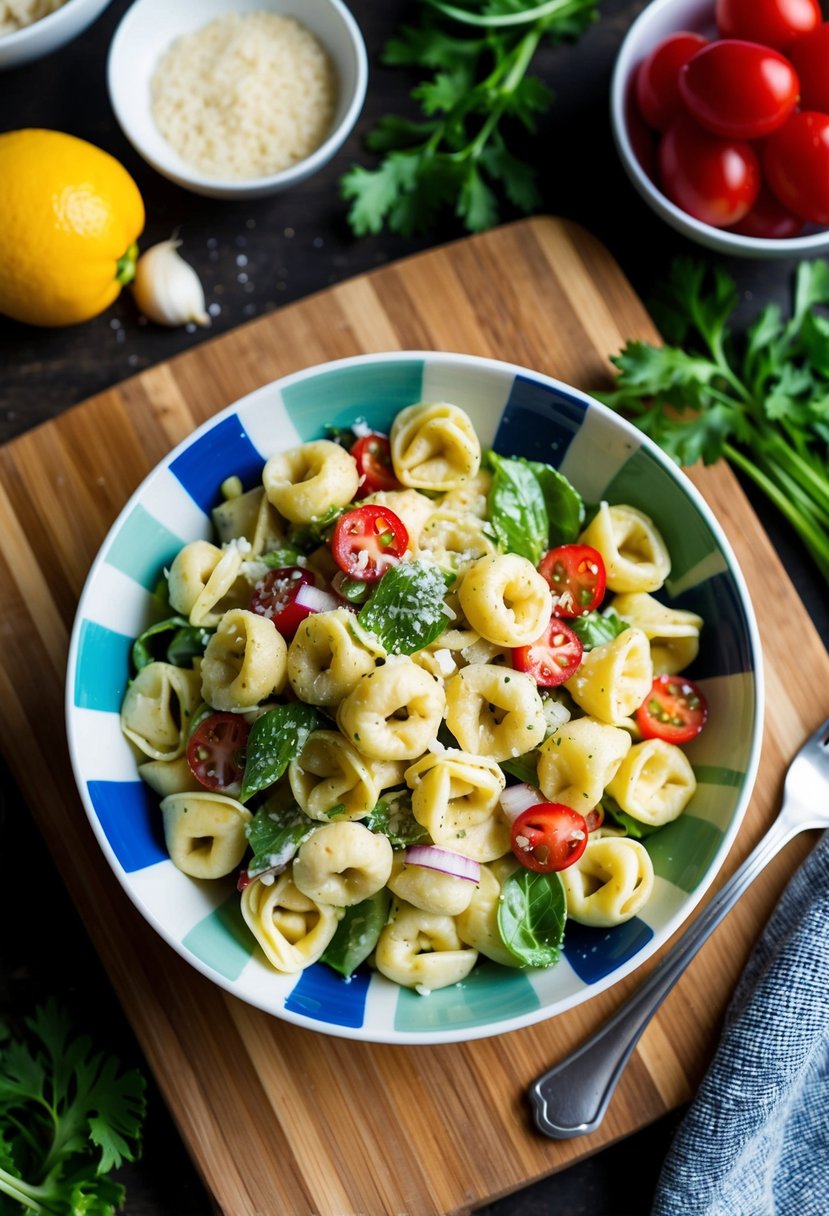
[240,704,322,803]
[486,451,549,565]
[500,754,540,786]
[497,868,567,968]
[131,616,213,671]
[362,790,429,848]
[568,608,629,650]
[358,559,454,654]
[525,459,585,546]
[245,802,315,879]
[321,889,391,978]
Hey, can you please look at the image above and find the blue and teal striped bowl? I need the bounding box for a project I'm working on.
[65,351,763,1044]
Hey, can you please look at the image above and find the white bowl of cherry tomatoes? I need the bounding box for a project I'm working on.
[612,0,829,256]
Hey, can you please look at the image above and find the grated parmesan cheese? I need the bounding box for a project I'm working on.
[150,11,338,181]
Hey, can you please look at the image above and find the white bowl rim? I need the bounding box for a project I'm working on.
[65,348,765,1044]
[106,0,368,194]
[0,0,110,50]
[610,0,829,256]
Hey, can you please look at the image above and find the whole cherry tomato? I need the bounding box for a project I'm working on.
[679,40,799,139]
[635,31,709,130]
[786,22,829,114]
[764,110,829,225]
[715,0,821,49]
[728,184,804,237]
[658,113,760,227]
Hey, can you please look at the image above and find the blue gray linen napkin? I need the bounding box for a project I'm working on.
[651,830,829,1216]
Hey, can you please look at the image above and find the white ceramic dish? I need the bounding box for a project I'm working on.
[65,350,764,1044]
[107,0,367,200]
[0,0,112,69]
[611,0,829,258]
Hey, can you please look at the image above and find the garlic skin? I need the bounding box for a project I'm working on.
[132,239,210,328]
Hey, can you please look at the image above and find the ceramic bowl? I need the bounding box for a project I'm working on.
[65,350,763,1044]
[611,0,829,258]
[106,0,367,200]
[0,0,113,69]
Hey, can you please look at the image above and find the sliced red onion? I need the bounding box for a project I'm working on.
[404,845,481,882]
[294,582,341,615]
[499,782,545,822]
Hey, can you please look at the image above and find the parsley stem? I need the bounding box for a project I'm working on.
[424,0,581,27]
[0,1167,46,1212]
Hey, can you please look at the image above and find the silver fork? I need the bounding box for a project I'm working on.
[529,715,829,1140]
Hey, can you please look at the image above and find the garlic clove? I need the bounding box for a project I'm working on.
[132,238,210,328]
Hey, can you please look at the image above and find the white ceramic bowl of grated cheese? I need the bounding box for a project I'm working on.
[107,0,368,199]
[0,0,113,69]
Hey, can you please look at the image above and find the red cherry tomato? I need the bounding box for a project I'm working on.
[658,113,760,226]
[249,566,316,638]
[728,184,804,237]
[715,0,821,49]
[786,23,829,114]
[351,433,400,497]
[187,712,250,792]
[512,618,583,687]
[764,110,829,225]
[635,674,708,745]
[331,504,409,582]
[679,40,799,139]
[585,805,605,833]
[538,543,607,617]
[510,803,589,873]
[635,31,709,131]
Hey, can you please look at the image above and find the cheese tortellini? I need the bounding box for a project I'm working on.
[122,395,708,997]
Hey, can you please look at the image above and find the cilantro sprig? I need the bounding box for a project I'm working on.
[0,1001,146,1215]
[340,0,597,237]
[598,258,829,586]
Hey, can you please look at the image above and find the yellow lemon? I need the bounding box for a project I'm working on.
[0,129,145,327]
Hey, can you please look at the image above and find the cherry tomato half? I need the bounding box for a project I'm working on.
[716,0,821,49]
[351,433,400,497]
[728,184,804,238]
[187,712,250,792]
[635,31,709,131]
[512,618,583,687]
[249,566,316,638]
[764,110,829,225]
[786,23,829,115]
[539,543,607,617]
[658,113,760,227]
[510,803,589,873]
[331,504,409,582]
[635,673,708,744]
[679,40,799,140]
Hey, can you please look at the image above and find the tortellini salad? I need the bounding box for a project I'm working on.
[121,402,709,994]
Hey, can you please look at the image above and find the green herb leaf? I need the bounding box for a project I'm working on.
[240,704,322,803]
[600,794,660,839]
[497,868,567,967]
[362,790,430,848]
[260,546,304,568]
[568,607,628,650]
[486,450,549,564]
[358,559,454,654]
[321,889,391,978]
[245,802,315,878]
[524,458,585,546]
[131,616,213,672]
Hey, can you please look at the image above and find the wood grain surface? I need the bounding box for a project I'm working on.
[1,217,826,1216]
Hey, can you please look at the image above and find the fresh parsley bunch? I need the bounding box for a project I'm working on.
[598,257,829,586]
[341,0,598,237]
[0,1001,146,1215]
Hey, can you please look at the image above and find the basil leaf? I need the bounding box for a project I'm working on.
[322,888,391,978]
[569,608,629,650]
[358,560,454,654]
[525,459,585,546]
[500,755,540,786]
[601,794,660,839]
[245,802,315,879]
[240,704,322,803]
[497,869,567,968]
[362,790,429,848]
[486,451,548,565]
[132,616,213,671]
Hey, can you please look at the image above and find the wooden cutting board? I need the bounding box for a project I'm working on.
[1,217,827,1216]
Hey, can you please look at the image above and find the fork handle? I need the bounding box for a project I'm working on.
[529,809,805,1140]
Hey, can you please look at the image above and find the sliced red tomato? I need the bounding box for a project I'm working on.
[658,113,760,227]
[248,566,315,638]
[512,618,583,687]
[715,0,821,49]
[351,433,400,497]
[539,543,607,617]
[635,674,708,744]
[585,806,605,833]
[678,40,799,140]
[510,803,589,873]
[331,504,409,582]
[635,31,709,131]
[187,712,249,792]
